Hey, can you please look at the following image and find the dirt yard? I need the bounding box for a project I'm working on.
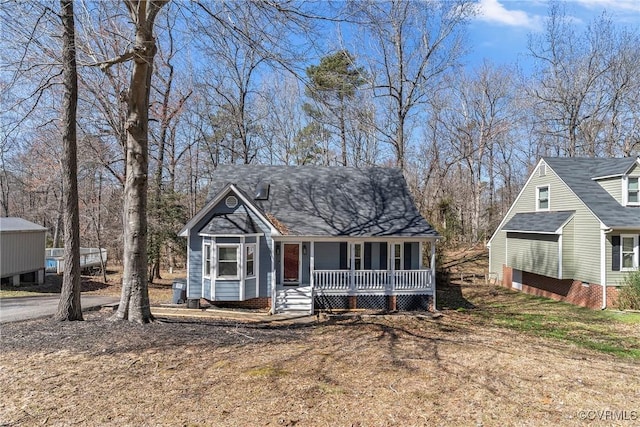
[1,253,639,426]
[2,293,639,425]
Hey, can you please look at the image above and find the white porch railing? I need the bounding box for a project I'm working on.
[313,269,432,293]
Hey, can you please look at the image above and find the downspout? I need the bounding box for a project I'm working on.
[271,238,276,314]
[600,226,610,310]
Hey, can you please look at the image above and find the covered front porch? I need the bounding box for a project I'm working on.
[273,239,437,313]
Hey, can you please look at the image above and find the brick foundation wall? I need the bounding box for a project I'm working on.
[207,297,271,310]
[500,265,621,309]
[502,265,513,288]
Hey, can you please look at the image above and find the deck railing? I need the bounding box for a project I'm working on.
[313,269,432,293]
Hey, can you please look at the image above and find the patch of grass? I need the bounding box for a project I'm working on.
[0,290,57,298]
[245,365,289,378]
[450,282,640,360]
[603,311,640,324]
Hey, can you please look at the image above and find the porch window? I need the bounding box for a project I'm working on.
[354,243,362,270]
[621,235,639,271]
[217,245,239,279]
[393,243,403,270]
[246,244,256,277]
[203,242,212,278]
[628,177,639,205]
[537,185,549,211]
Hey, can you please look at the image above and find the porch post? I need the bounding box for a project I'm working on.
[239,236,245,301]
[350,241,355,293]
[430,240,437,310]
[310,241,315,315]
[270,238,276,314]
[418,241,423,269]
[389,242,395,292]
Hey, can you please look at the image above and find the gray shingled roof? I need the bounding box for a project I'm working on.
[0,217,47,232]
[201,212,260,235]
[543,157,640,228]
[206,165,438,238]
[503,211,575,233]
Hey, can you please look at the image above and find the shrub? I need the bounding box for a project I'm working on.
[618,270,640,310]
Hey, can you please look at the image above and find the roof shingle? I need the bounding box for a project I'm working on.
[207,165,438,238]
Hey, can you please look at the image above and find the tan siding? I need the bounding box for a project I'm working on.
[629,163,640,177]
[596,177,623,204]
[489,161,602,284]
[562,218,575,279]
[507,233,559,278]
[489,230,506,278]
[0,231,46,277]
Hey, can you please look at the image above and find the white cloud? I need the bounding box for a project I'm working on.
[574,0,640,13]
[475,0,544,30]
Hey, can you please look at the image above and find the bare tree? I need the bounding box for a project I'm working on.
[353,0,474,170]
[55,0,83,321]
[96,0,168,323]
[526,4,640,157]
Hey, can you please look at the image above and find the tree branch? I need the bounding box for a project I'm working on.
[94,49,138,71]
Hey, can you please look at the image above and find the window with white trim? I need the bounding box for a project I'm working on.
[217,245,240,279]
[246,244,256,277]
[354,243,362,270]
[393,243,403,270]
[203,242,212,278]
[628,177,639,205]
[537,185,549,211]
[621,235,639,271]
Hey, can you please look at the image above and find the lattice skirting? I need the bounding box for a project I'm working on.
[314,294,433,312]
[356,295,387,310]
[397,294,431,311]
[314,295,350,311]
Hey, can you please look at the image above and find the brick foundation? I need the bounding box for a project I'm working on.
[501,265,620,309]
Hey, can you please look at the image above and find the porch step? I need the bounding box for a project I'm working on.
[275,286,312,313]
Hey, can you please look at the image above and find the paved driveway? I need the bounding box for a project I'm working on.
[0,295,119,323]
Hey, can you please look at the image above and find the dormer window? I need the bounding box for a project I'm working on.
[628,177,639,205]
[537,185,549,211]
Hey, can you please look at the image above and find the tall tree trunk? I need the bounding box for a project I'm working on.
[55,0,82,321]
[112,0,168,323]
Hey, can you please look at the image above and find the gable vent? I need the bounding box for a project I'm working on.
[225,195,238,209]
[255,181,270,200]
[538,163,546,177]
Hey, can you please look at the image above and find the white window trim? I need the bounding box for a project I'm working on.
[623,176,639,206]
[536,185,550,211]
[391,242,404,271]
[216,244,241,279]
[245,243,257,278]
[620,234,639,271]
[203,241,212,279]
[347,242,365,270]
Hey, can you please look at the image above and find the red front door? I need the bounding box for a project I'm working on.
[283,243,300,285]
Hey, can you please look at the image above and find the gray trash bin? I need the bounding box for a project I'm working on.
[172,279,187,304]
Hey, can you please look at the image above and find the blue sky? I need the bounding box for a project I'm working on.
[467,0,640,70]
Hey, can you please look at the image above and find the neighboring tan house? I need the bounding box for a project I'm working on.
[179,165,439,314]
[0,217,47,286]
[488,156,640,309]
